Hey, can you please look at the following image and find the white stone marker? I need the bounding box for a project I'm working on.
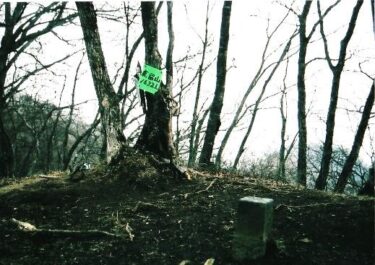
[233,196,274,261]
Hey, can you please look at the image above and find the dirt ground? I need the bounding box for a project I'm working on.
[0,164,373,265]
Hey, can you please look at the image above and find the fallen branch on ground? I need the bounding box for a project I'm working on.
[148,155,191,180]
[275,202,348,211]
[11,218,121,239]
[183,179,217,199]
[38,175,61,179]
[195,179,217,194]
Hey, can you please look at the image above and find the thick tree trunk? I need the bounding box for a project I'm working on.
[76,2,123,164]
[334,83,374,193]
[0,53,13,177]
[199,1,232,166]
[135,2,175,160]
[296,1,312,187]
[0,8,14,177]
[315,0,363,190]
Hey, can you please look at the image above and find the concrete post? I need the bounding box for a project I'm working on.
[233,196,274,261]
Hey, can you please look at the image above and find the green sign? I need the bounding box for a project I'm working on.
[138,64,162,94]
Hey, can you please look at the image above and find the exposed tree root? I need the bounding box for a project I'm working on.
[148,154,190,180]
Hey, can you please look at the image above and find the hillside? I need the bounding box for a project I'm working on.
[0,164,373,265]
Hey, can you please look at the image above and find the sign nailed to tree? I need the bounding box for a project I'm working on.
[138,64,162,94]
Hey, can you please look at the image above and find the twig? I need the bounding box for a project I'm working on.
[196,179,217,194]
[183,179,217,199]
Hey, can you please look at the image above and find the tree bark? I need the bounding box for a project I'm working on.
[76,2,124,164]
[334,82,374,193]
[199,1,232,166]
[315,0,363,190]
[135,2,175,159]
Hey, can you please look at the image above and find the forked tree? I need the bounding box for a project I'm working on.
[315,0,364,190]
[295,0,340,186]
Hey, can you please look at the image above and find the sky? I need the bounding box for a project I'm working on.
[11,0,375,167]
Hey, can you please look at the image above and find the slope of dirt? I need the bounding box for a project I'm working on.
[0,166,373,265]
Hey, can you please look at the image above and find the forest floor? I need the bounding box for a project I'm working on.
[0,157,373,265]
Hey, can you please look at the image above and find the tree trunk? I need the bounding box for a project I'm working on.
[296,1,312,187]
[199,1,232,166]
[76,2,124,164]
[334,82,374,193]
[0,5,14,177]
[278,62,289,180]
[0,113,13,177]
[315,0,363,190]
[135,2,175,160]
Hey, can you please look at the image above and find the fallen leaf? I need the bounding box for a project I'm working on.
[299,237,312,243]
[204,258,215,265]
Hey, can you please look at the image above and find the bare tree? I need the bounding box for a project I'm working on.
[295,1,312,186]
[186,1,212,167]
[277,59,299,180]
[135,2,175,159]
[63,112,101,170]
[334,82,374,193]
[199,1,232,167]
[0,3,76,177]
[233,34,293,169]
[76,2,124,163]
[294,0,340,186]
[315,0,364,190]
[62,53,84,168]
[116,2,163,131]
[215,11,293,168]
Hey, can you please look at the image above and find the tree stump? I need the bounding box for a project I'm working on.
[233,196,274,261]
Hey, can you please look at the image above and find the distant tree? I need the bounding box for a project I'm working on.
[307,144,368,192]
[358,166,374,196]
[76,2,124,163]
[315,0,364,190]
[335,82,374,193]
[199,1,232,166]
[0,3,76,177]
[3,93,100,176]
